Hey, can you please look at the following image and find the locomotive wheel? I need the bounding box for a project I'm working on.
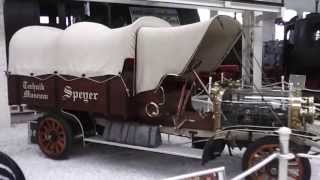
[242,136,311,180]
[37,115,72,159]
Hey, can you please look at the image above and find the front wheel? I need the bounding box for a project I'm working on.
[242,136,311,180]
[37,115,73,159]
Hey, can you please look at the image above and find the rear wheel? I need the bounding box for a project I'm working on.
[242,136,311,180]
[37,115,73,159]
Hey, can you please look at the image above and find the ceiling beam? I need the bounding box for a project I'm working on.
[75,0,283,12]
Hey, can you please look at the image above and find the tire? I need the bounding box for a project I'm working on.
[36,114,73,160]
[0,151,25,180]
[242,136,311,180]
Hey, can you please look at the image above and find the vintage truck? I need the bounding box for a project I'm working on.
[7,15,320,179]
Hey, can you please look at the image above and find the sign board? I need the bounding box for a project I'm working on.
[19,77,56,107]
[57,78,108,113]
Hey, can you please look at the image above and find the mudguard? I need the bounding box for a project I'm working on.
[202,139,226,165]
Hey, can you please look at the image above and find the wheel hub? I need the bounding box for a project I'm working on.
[45,131,58,142]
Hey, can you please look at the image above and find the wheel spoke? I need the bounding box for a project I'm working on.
[53,122,58,129]
[288,172,299,178]
[46,121,52,129]
[57,139,65,148]
[37,116,70,159]
[256,173,268,180]
[244,137,309,180]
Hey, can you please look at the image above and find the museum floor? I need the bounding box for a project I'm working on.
[0,115,319,179]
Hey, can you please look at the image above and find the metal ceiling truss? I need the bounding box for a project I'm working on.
[75,0,283,12]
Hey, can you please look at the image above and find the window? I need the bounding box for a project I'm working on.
[286,30,291,40]
[40,16,49,24]
[285,28,295,44]
[275,24,284,40]
[198,8,210,22]
[282,9,297,22]
[315,30,320,41]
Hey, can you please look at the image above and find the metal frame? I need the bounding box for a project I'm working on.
[60,109,86,145]
[75,0,283,12]
[82,124,320,160]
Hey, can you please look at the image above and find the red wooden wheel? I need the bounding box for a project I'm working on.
[242,137,311,180]
[37,116,72,159]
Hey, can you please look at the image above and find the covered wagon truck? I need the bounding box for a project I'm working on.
[6,15,320,180]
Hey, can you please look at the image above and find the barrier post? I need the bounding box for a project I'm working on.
[278,127,292,180]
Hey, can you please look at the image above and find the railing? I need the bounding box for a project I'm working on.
[165,127,318,180]
[164,167,226,180]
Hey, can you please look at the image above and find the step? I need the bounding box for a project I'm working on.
[84,135,203,159]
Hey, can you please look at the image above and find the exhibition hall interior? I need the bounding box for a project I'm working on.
[1,0,320,179]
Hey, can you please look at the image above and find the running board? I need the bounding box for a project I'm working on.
[84,136,203,159]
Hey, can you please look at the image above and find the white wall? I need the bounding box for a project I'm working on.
[0,0,10,128]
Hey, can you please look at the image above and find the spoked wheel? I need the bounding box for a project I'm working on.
[242,137,311,180]
[37,115,72,159]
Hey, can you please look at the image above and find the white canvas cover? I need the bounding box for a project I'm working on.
[136,15,241,93]
[9,15,241,94]
[9,16,171,77]
[9,26,63,76]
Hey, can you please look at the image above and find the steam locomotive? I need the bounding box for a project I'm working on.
[264,12,320,102]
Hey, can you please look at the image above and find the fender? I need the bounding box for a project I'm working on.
[202,139,226,165]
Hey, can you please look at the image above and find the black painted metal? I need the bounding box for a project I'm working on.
[3,0,40,62]
[3,0,200,53]
[283,13,320,91]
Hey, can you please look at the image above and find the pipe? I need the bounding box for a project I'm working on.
[192,70,210,96]
[207,76,212,112]
[164,167,226,180]
[297,153,320,159]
